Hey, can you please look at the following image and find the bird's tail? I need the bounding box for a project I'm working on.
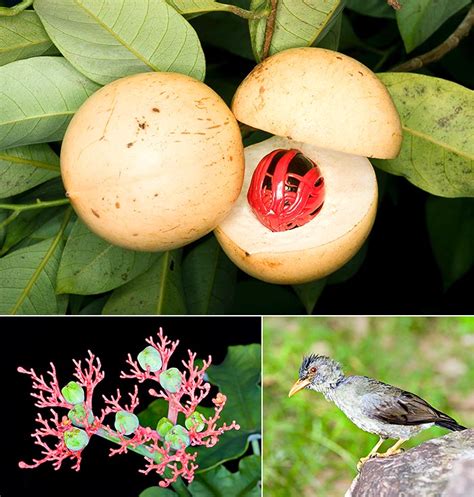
[435,419,467,431]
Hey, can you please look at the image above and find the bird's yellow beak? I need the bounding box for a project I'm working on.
[288,378,311,397]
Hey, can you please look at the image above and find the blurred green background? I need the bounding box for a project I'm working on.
[263,316,474,497]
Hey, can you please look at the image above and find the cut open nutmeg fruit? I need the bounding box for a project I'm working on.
[61,72,244,252]
[215,47,402,285]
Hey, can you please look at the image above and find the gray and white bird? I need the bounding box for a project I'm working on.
[288,355,467,467]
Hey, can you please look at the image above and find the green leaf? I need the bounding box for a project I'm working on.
[0,10,58,66]
[345,0,396,19]
[102,250,187,314]
[374,73,474,198]
[292,278,327,314]
[249,0,342,61]
[232,280,304,314]
[0,209,71,314]
[189,455,260,497]
[1,206,65,255]
[0,56,100,150]
[183,235,237,314]
[138,398,170,429]
[0,144,59,197]
[56,219,157,295]
[396,0,470,52]
[194,344,261,471]
[139,487,177,497]
[327,242,368,285]
[34,0,205,85]
[191,10,255,61]
[167,0,248,17]
[314,9,342,50]
[78,296,108,314]
[426,196,474,289]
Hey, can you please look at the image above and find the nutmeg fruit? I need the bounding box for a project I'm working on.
[215,48,402,284]
[61,72,244,251]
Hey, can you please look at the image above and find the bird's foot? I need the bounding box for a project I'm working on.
[357,448,405,470]
[357,453,379,471]
[378,447,405,458]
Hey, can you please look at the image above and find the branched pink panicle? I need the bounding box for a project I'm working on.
[72,351,105,409]
[190,393,240,448]
[18,410,83,471]
[148,351,212,420]
[121,328,179,382]
[17,363,70,409]
[141,441,199,487]
[19,329,241,489]
[101,384,140,419]
[107,425,159,457]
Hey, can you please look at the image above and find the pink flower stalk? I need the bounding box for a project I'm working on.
[18,329,240,488]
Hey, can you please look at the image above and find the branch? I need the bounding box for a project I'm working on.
[391,5,474,72]
[262,0,278,60]
[225,5,267,20]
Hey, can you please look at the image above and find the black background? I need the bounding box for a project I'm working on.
[1,317,261,497]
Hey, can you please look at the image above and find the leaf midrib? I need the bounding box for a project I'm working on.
[155,251,170,314]
[0,110,75,127]
[402,125,473,160]
[0,151,60,171]
[10,208,72,314]
[0,37,52,54]
[73,0,157,71]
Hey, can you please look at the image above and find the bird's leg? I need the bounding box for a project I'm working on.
[357,437,385,470]
[377,438,408,458]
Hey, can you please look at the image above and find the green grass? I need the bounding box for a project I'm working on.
[263,317,474,497]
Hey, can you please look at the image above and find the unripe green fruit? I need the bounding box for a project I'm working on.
[165,425,190,450]
[156,417,173,438]
[114,411,139,435]
[61,381,85,405]
[68,403,94,427]
[185,411,205,432]
[64,427,89,451]
[137,346,162,372]
[160,368,182,393]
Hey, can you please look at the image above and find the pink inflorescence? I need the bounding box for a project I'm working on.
[18,329,240,487]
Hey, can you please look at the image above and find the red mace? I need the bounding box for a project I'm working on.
[247,149,325,232]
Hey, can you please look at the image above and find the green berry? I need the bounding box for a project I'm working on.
[159,368,182,393]
[185,412,205,432]
[61,381,85,405]
[137,346,162,372]
[114,411,139,435]
[165,425,190,450]
[64,428,89,451]
[156,417,173,438]
[68,404,94,427]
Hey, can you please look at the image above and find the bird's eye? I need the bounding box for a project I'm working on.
[310,367,317,373]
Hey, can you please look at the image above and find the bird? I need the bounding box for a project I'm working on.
[288,354,467,468]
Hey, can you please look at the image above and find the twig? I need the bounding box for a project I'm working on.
[0,0,33,16]
[262,0,278,60]
[225,5,267,20]
[0,198,70,211]
[391,5,474,72]
[387,0,401,10]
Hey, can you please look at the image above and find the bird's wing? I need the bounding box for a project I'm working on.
[360,382,456,426]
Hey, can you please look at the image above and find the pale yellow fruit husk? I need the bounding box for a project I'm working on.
[232,47,402,159]
[215,136,378,285]
[61,72,244,251]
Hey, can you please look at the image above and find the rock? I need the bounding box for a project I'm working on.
[345,429,474,497]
